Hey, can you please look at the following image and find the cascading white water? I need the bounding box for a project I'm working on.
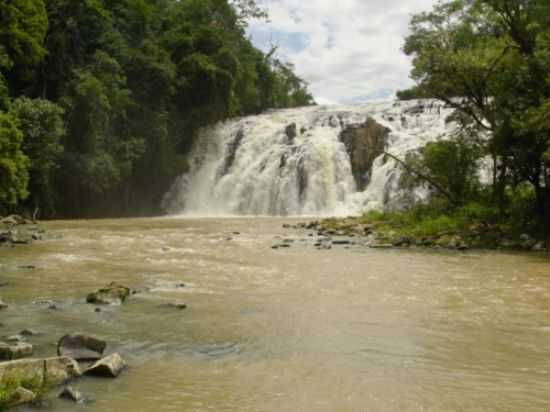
[163,100,457,216]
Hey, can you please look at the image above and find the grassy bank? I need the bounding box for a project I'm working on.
[319,202,549,251]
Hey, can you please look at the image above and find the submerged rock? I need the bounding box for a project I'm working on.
[86,282,130,305]
[85,353,126,378]
[59,386,89,404]
[0,342,33,360]
[57,334,106,361]
[0,356,82,387]
[160,302,187,310]
[0,298,8,310]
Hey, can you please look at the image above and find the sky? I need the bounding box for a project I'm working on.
[248,0,439,105]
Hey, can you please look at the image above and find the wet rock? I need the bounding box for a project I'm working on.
[0,298,8,310]
[0,357,82,387]
[333,239,352,245]
[85,353,126,378]
[392,236,410,247]
[519,233,531,242]
[6,335,25,343]
[86,282,130,305]
[9,229,34,245]
[0,215,28,226]
[0,342,33,360]
[59,386,88,404]
[20,329,40,337]
[499,239,518,249]
[368,243,394,249]
[57,334,106,361]
[160,302,187,310]
[339,118,390,190]
[532,241,547,252]
[32,299,58,309]
[284,123,297,144]
[7,387,36,408]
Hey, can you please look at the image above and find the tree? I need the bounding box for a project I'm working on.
[12,97,64,216]
[0,0,47,73]
[0,111,29,210]
[403,0,550,224]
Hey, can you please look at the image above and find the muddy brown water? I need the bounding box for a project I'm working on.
[1,217,550,411]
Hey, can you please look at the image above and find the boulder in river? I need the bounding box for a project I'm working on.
[85,353,126,378]
[86,282,130,305]
[59,386,89,404]
[57,334,106,361]
[5,387,36,408]
[0,356,81,387]
[0,342,33,360]
[20,329,40,337]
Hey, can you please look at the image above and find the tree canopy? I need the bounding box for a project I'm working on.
[401,0,550,227]
[0,0,315,217]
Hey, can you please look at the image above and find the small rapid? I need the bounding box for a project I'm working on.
[163,100,457,216]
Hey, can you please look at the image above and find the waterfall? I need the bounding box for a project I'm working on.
[163,100,457,216]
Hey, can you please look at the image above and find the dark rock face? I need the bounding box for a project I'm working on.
[86,282,130,305]
[57,334,107,361]
[85,353,126,378]
[221,128,245,176]
[339,118,390,190]
[284,123,297,144]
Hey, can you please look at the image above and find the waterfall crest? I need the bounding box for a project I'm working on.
[163,100,456,216]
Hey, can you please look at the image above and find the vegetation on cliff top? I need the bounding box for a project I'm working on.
[0,0,315,218]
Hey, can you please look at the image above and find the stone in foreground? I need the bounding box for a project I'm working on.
[57,334,107,361]
[86,282,130,305]
[59,386,88,404]
[6,387,36,408]
[85,353,126,378]
[0,357,82,387]
[0,342,33,360]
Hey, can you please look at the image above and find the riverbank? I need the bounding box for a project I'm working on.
[285,210,549,252]
[0,215,45,248]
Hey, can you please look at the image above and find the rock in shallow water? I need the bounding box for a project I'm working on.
[59,386,89,404]
[57,334,107,361]
[85,353,126,378]
[159,302,187,310]
[0,342,33,360]
[86,282,130,305]
[7,387,36,408]
[0,356,81,386]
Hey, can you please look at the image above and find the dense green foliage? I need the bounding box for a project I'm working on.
[400,0,550,230]
[0,0,314,217]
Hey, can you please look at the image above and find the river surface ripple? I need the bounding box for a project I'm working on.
[1,217,550,411]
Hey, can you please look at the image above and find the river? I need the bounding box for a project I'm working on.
[2,217,550,411]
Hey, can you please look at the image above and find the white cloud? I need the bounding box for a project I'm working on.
[248,0,438,104]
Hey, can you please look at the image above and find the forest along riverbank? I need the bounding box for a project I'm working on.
[1,217,550,411]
